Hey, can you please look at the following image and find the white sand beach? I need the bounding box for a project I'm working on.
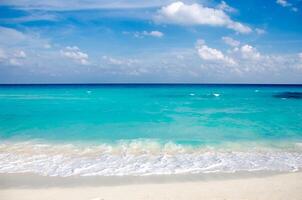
[1,172,301,200]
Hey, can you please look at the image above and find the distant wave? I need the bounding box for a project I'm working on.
[0,140,302,177]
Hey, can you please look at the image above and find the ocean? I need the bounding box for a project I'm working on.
[0,84,302,176]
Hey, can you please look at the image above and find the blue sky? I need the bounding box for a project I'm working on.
[0,0,301,83]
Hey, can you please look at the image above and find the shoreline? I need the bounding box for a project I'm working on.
[2,140,302,176]
[1,171,302,200]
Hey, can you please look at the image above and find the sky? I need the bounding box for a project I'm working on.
[0,0,301,84]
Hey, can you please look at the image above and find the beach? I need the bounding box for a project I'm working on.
[1,0,302,197]
[1,172,301,200]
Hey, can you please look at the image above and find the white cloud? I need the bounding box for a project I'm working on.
[297,53,302,69]
[8,58,22,66]
[10,50,27,66]
[102,56,123,65]
[196,40,236,65]
[2,13,59,24]
[154,1,252,34]
[65,46,80,51]
[143,31,164,38]
[276,0,298,11]
[238,45,261,60]
[195,39,302,77]
[100,55,148,76]
[0,0,171,10]
[102,55,139,66]
[125,30,164,38]
[0,48,7,61]
[230,44,261,61]
[196,39,302,80]
[0,26,51,49]
[14,50,27,58]
[217,1,237,13]
[0,26,26,45]
[0,48,27,66]
[0,26,72,71]
[276,0,291,7]
[222,36,240,47]
[60,46,89,65]
[96,50,302,83]
[255,28,266,35]
[43,44,52,49]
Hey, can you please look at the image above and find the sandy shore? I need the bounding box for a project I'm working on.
[0,172,301,200]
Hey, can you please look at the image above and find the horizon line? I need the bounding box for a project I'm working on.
[1,83,302,86]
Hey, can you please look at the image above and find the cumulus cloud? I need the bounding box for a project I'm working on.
[0,26,75,73]
[195,38,302,82]
[0,48,27,66]
[222,36,240,47]
[60,46,89,65]
[236,45,261,60]
[0,26,51,67]
[196,40,236,65]
[195,39,301,76]
[154,1,252,34]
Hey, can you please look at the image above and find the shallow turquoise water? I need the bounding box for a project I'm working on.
[0,84,302,176]
[1,84,302,145]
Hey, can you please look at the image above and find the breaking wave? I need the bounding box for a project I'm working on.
[0,140,302,177]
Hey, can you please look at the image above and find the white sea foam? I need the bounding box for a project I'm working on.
[213,93,220,97]
[0,141,301,177]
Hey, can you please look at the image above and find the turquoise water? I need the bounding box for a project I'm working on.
[0,84,302,176]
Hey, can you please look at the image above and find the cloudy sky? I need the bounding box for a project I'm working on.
[0,0,301,83]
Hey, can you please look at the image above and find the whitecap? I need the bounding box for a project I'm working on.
[213,93,220,97]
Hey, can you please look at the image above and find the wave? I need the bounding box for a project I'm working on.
[0,140,302,177]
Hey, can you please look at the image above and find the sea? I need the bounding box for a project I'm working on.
[0,84,302,176]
